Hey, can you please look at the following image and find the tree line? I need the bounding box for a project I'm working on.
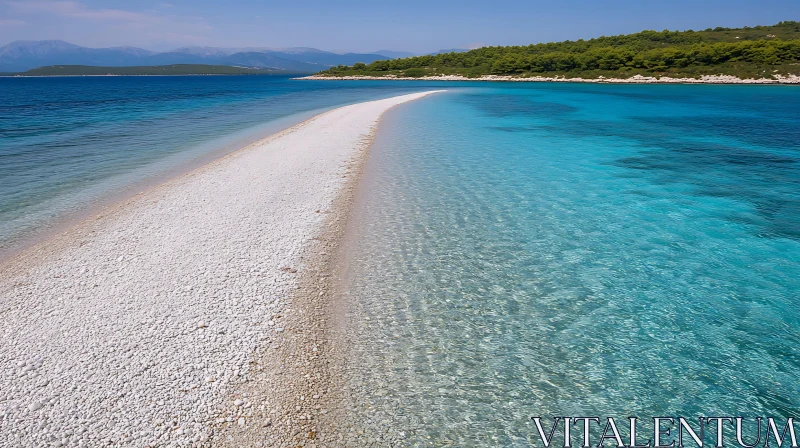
[320,22,800,78]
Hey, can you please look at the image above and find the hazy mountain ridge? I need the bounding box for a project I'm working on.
[429,48,470,55]
[0,40,392,72]
[373,50,417,59]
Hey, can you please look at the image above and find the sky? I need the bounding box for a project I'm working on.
[0,0,798,53]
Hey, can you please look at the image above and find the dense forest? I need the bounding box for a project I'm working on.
[318,21,800,79]
[10,64,282,76]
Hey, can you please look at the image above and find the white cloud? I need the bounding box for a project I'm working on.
[4,1,213,47]
[7,1,155,23]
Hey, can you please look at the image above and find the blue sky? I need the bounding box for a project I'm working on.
[0,0,797,53]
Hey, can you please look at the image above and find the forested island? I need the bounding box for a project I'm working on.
[315,22,800,80]
[6,64,286,76]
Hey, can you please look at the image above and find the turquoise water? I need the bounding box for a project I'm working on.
[341,85,800,446]
[3,78,799,446]
[0,75,446,254]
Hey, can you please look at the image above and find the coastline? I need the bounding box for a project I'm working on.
[213,95,437,448]
[0,91,443,447]
[295,73,800,84]
[0,105,336,265]
[210,110,371,448]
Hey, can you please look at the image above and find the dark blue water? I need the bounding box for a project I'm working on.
[0,75,446,253]
[341,84,800,446]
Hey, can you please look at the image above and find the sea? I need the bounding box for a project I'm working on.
[0,75,433,255]
[339,83,800,445]
[1,76,799,446]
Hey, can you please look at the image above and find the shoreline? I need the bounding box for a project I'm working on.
[210,108,373,448]
[212,95,432,447]
[0,91,443,447]
[295,73,800,84]
[0,105,334,267]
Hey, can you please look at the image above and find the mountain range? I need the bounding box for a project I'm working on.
[0,40,421,73]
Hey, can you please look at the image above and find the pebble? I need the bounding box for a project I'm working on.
[0,92,440,448]
[28,401,43,412]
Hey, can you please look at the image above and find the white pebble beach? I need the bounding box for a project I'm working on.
[0,91,443,447]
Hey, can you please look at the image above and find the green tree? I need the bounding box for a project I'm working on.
[403,68,427,77]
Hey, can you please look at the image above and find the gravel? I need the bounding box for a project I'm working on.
[0,92,442,447]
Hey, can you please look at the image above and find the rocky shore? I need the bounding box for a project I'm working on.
[297,73,800,84]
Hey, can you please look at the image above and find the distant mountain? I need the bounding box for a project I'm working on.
[222,53,324,72]
[169,46,241,57]
[261,50,388,67]
[139,51,326,71]
[0,40,399,72]
[374,50,417,59]
[0,40,157,71]
[429,48,469,56]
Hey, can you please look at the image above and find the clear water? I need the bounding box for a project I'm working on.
[0,75,452,254]
[4,78,799,445]
[341,84,800,446]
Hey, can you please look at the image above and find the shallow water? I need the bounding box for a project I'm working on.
[0,76,449,254]
[341,84,800,446]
